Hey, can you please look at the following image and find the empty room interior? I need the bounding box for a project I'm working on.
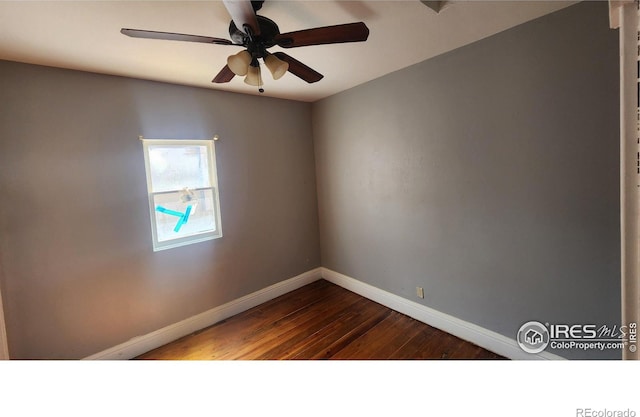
[0,0,634,361]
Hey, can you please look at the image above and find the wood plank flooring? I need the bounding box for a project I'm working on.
[136,279,505,360]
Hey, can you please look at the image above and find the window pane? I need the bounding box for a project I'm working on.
[148,145,211,192]
[153,188,217,243]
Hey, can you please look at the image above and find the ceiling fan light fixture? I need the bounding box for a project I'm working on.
[227,50,252,76]
[121,2,371,89]
[264,53,289,80]
[244,64,263,87]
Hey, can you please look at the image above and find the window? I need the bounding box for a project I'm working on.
[142,138,222,251]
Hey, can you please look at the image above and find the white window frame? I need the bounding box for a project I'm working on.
[142,138,223,251]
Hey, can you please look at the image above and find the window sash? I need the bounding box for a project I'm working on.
[148,187,221,250]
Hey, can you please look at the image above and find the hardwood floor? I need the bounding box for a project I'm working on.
[136,279,505,360]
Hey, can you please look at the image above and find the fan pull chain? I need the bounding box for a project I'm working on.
[259,64,264,94]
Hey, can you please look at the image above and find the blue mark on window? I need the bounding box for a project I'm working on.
[156,205,192,232]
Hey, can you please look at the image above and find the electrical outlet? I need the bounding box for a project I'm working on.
[416,287,424,299]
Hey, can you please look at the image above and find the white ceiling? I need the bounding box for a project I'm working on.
[0,1,575,102]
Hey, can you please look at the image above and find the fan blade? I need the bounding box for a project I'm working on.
[121,28,233,45]
[273,52,323,83]
[222,0,261,36]
[275,22,369,48]
[212,65,236,83]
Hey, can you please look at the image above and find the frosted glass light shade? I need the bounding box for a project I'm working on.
[264,54,289,80]
[244,65,263,86]
[227,50,252,76]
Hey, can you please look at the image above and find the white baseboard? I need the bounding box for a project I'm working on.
[84,268,323,360]
[320,267,565,360]
[85,265,565,360]
[0,283,9,360]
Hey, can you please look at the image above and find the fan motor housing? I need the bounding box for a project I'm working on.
[228,15,280,50]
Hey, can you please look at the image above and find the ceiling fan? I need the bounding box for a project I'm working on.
[121,0,370,93]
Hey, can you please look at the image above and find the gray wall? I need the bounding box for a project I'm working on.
[0,1,622,360]
[312,1,620,359]
[0,61,320,359]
